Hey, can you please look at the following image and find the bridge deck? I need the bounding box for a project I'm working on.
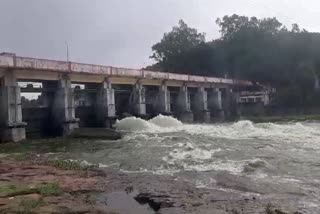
[0,54,251,86]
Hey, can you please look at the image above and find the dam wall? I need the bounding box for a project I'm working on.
[0,53,252,142]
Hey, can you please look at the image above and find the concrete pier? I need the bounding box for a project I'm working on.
[0,54,252,142]
[208,88,224,121]
[0,71,26,142]
[175,86,193,123]
[52,76,79,135]
[96,79,116,127]
[156,83,171,114]
[221,88,239,120]
[193,87,210,123]
[131,82,146,116]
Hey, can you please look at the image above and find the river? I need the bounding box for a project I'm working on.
[1,115,320,213]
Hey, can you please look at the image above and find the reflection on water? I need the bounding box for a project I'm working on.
[1,115,320,213]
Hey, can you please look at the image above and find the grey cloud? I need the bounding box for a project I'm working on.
[1,0,320,68]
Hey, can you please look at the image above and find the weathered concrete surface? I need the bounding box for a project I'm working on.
[52,76,79,135]
[193,111,211,123]
[208,88,225,121]
[1,128,26,143]
[192,87,211,123]
[95,80,116,127]
[175,86,194,123]
[0,158,300,214]
[156,84,171,114]
[0,72,26,142]
[131,83,146,116]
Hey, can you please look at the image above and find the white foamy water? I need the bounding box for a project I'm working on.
[115,116,320,145]
[148,114,183,127]
[114,114,183,132]
[111,115,320,213]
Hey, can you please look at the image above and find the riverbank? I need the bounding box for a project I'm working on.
[0,155,301,214]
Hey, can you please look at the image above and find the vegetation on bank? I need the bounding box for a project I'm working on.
[146,15,320,109]
[48,159,98,171]
[0,183,62,198]
[1,153,99,171]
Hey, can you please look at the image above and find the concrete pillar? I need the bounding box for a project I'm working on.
[0,72,26,142]
[176,86,193,123]
[156,84,171,114]
[132,83,146,116]
[96,79,116,127]
[208,88,225,121]
[193,87,211,123]
[52,76,79,135]
[222,88,239,120]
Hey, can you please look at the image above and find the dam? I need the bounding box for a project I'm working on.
[0,53,253,142]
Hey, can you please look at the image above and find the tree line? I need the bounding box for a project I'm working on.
[146,15,320,108]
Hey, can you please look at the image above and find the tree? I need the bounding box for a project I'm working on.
[291,23,301,33]
[147,14,320,108]
[150,20,205,72]
[216,15,283,40]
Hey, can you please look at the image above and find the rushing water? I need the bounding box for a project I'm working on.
[2,115,320,213]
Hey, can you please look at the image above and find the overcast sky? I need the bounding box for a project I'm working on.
[0,0,319,68]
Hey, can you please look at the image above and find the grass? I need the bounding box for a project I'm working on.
[36,183,62,196]
[0,185,34,197]
[17,198,42,214]
[0,153,31,161]
[0,184,19,195]
[48,159,98,171]
[0,198,42,214]
[0,183,62,197]
[0,138,84,155]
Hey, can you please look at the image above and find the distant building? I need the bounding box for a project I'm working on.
[236,83,275,106]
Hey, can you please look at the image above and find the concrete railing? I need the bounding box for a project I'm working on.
[0,54,252,86]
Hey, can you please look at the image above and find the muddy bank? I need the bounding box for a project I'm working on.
[0,157,301,214]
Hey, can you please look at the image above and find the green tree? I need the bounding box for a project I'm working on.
[147,14,320,108]
[150,20,205,72]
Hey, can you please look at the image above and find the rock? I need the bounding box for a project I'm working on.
[0,198,10,206]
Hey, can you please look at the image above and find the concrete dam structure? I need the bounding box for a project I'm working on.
[0,53,251,142]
